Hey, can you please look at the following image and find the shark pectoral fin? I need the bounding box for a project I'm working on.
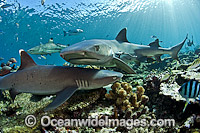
[44,87,78,111]
[183,99,189,112]
[155,55,162,62]
[9,88,20,101]
[113,57,136,74]
[117,53,137,62]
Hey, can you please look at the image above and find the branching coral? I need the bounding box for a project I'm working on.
[105,82,149,119]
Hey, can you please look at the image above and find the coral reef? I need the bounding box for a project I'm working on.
[105,82,149,119]
[1,51,200,132]
[144,74,161,91]
[88,106,114,118]
[64,88,106,112]
[179,114,200,132]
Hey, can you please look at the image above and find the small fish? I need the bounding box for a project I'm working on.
[1,4,13,9]
[0,57,4,61]
[9,58,17,63]
[63,29,83,37]
[2,66,12,71]
[0,66,12,76]
[6,61,12,66]
[41,0,45,5]
[41,55,47,60]
[187,58,200,70]
[160,73,170,82]
[151,35,157,39]
[16,23,19,28]
[179,79,200,112]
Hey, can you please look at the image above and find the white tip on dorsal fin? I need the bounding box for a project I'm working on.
[19,49,37,70]
[115,28,129,43]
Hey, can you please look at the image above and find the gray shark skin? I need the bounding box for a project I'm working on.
[60,28,187,74]
[28,38,67,55]
[0,50,123,111]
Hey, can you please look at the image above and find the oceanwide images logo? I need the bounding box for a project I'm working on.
[25,115,175,129]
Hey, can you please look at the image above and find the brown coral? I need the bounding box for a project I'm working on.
[136,86,145,101]
[105,82,149,119]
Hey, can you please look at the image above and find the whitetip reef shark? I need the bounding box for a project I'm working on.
[0,50,123,111]
[60,28,188,74]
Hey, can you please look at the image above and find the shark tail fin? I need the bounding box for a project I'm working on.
[170,34,188,60]
[63,31,67,37]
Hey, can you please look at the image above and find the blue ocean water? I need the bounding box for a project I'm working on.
[0,0,200,66]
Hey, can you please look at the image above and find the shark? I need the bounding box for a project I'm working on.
[63,29,84,36]
[27,38,67,55]
[0,50,123,111]
[60,28,188,74]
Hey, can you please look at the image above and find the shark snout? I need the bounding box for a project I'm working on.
[60,50,101,62]
[93,70,123,88]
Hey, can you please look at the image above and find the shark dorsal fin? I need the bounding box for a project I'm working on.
[148,39,161,47]
[115,28,129,43]
[19,49,37,70]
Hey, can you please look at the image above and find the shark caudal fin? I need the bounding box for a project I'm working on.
[170,34,188,60]
[63,31,67,37]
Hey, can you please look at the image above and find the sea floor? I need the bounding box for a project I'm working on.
[0,51,200,132]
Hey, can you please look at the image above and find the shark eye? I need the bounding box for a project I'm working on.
[94,46,100,51]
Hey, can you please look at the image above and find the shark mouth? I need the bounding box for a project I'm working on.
[65,57,100,64]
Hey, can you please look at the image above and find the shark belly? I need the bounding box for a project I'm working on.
[134,47,170,57]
